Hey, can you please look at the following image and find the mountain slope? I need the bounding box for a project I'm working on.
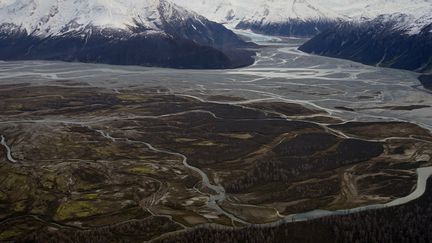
[177,0,432,38]
[235,0,344,37]
[0,0,255,69]
[300,10,432,72]
[175,0,245,25]
[177,0,344,37]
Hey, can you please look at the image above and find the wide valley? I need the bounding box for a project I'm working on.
[0,31,431,241]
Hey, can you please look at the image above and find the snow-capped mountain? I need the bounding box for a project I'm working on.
[0,0,429,71]
[0,0,255,69]
[176,0,341,24]
[299,16,432,72]
[235,0,344,37]
[177,0,432,37]
[177,0,345,37]
[175,0,246,25]
[178,0,431,72]
[299,1,432,72]
[323,0,432,35]
[239,0,342,24]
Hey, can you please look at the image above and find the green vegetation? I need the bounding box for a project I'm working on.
[55,200,101,221]
[0,84,430,241]
[0,229,22,241]
[129,165,154,174]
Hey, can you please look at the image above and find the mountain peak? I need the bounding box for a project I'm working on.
[0,0,202,36]
[176,0,432,35]
[0,0,256,69]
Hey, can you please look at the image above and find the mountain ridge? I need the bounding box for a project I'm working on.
[299,17,432,73]
[176,0,432,37]
[0,0,256,69]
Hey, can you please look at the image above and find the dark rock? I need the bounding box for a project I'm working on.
[419,75,432,90]
[299,21,432,72]
[0,14,257,69]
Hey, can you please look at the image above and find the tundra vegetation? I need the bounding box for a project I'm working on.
[0,82,430,242]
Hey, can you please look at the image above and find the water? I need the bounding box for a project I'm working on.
[0,30,431,225]
[0,135,17,163]
[276,166,432,224]
[0,31,430,129]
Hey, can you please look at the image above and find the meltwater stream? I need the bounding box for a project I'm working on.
[0,135,17,163]
[0,30,431,226]
[0,30,430,128]
[274,166,432,224]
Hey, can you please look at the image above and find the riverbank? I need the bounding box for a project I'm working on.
[157,174,432,243]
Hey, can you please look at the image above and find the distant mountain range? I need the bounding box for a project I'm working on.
[177,0,343,37]
[177,0,432,72]
[0,0,430,72]
[299,16,432,73]
[0,0,255,69]
[298,1,432,73]
[177,0,432,37]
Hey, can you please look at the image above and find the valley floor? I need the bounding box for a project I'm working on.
[0,31,431,242]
